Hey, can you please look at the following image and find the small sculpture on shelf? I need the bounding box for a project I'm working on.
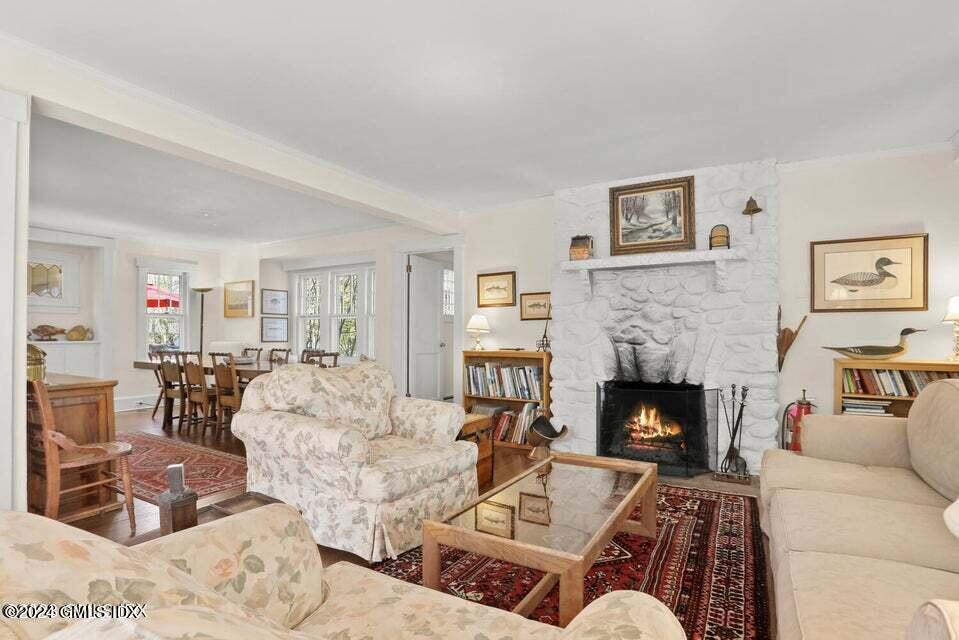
[65,325,94,341]
[822,327,925,360]
[569,235,594,261]
[29,325,65,341]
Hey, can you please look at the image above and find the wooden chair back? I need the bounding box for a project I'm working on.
[242,347,263,362]
[269,348,291,364]
[156,351,184,393]
[210,352,241,405]
[301,350,339,368]
[26,380,62,480]
[181,353,207,391]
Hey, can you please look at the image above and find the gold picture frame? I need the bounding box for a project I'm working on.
[477,271,516,308]
[474,500,514,539]
[224,280,255,318]
[518,492,551,525]
[610,176,695,255]
[810,234,928,312]
[520,292,551,321]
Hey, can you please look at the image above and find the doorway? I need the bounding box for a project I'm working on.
[405,250,456,401]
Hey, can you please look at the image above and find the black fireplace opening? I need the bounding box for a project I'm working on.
[597,381,717,477]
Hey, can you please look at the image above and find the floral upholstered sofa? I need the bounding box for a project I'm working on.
[232,361,478,562]
[0,505,687,639]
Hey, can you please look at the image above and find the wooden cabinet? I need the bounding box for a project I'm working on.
[27,373,120,521]
[460,413,493,491]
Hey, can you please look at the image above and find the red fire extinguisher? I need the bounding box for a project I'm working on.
[781,390,815,452]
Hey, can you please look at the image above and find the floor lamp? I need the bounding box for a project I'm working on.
[192,287,213,354]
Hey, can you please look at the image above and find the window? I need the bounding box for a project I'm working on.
[294,264,375,361]
[145,272,185,352]
[366,268,376,359]
[27,249,80,313]
[442,268,455,317]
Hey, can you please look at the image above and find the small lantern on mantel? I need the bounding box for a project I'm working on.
[709,224,730,250]
[569,235,594,261]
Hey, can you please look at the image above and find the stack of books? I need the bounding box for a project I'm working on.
[465,363,543,400]
[841,398,894,417]
[490,402,541,444]
[841,368,959,398]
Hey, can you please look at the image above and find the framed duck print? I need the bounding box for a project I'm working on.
[810,234,928,312]
[610,176,695,255]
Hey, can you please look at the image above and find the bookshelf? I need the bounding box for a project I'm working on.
[833,358,959,418]
[463,350,551,453]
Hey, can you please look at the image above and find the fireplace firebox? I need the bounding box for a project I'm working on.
[596,381,717,477]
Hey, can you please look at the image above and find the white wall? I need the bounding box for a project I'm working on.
[462,197,554,351]
[779,147,959,412]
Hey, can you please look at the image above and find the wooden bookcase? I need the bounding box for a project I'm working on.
[463,350,551,455]
[833,358,959,417]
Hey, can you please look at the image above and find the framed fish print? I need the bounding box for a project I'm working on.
[474,500,514,539]
[261,288,288,316]
[610,176,695,255]
[477,271,516,308]
[810,234,928,312]
[518,492,551,525]
[520,291,551,321]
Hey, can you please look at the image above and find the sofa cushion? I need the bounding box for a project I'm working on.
[775,551,959,640]
[909,600,959,640]
[909,380,959,501]
[295,561,561,639]
[356,436,477,502]
[257,361,395,439]
[760,449,949,524]
[767,489,959,573]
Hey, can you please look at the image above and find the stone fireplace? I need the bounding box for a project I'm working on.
[549,160,781,473]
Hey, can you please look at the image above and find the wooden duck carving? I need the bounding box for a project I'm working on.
[822,328,924,360]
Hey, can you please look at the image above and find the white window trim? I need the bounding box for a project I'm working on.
[135,257,196,358]
[27,249,80,313]
[292,263,374,362]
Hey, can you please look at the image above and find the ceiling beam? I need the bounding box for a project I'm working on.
[0,34,461,234]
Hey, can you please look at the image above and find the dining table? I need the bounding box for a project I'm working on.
[132,357,282,430]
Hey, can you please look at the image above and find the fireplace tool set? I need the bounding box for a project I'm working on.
[714,384,751,484]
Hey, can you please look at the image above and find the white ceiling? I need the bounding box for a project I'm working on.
[6,1,959,211]
[29,116,395,246]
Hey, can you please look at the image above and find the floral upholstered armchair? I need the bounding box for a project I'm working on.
[232,361,477,562]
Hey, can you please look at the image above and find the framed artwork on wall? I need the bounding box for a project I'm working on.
[261,316,289,342]
[520,291,551,321]
[609,176,695,255]
[518,492,551,525]
[474,500,514,539]
[224,280,255,318]
[261,288,289,315]
[477,271,516,308]
[810,234,928,312]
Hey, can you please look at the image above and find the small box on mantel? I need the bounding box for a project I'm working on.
[569,235,594,261]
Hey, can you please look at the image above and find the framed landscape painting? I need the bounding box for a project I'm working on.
[520,291,551,320]
[610,176,695,255]
[477,271,516,308]
[810,234,928,312]
[224,280,255,318]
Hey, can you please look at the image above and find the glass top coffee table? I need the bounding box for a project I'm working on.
[422,451,657,627]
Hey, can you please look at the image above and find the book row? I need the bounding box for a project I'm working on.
[841,368,959,398]
[465,364,544,400]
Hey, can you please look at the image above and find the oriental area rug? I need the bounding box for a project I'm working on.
[373,484,771,639]
[116,432,247,503]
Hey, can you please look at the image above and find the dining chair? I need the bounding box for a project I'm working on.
[241,347,263,362]
[179,351,217,436]
[300,349,340,368]
[210,352,243,433]
[269,348,291,364]
[27,379,136,534]
[156,350,187,431]
[147,351,165,420]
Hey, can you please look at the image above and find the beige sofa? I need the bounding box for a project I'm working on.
[761,379,959,640]
[0,504,686,639]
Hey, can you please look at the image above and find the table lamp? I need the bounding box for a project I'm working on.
[466,314,490,350]
[943,296,959,359]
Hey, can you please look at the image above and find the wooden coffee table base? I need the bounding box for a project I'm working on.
[423,452,657,627]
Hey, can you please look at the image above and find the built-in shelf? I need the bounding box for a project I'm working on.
[560,248,744,298]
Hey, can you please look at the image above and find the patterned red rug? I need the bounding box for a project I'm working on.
[116,432,247,504]
[373,484,770,639]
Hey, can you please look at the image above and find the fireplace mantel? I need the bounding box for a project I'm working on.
[560,248,744,297]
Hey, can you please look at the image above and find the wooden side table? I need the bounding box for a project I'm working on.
[127,491,281,546]
[460,413,493,491]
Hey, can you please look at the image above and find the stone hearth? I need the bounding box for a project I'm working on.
[549,160,780,472]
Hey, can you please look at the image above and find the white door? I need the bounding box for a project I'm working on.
[408,255,443,400]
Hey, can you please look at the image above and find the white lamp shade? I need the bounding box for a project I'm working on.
[944,297,959,322]
[466,314,490,333]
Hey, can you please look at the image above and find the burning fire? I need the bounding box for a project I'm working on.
[624,402,683,446]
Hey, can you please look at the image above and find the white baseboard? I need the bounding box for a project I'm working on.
[115,394,158,413]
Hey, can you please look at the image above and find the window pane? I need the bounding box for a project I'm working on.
[28,263,63,298]
[334,274,358,315]
[147,273,182,315]
[442,269,455,316]
[148,317,181,350]
[335,318,357,356]
[303,318,322,350]
[302,276,323,316]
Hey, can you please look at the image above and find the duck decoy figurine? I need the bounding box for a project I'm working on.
[830,257,899,292]
[822,328,925,360]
